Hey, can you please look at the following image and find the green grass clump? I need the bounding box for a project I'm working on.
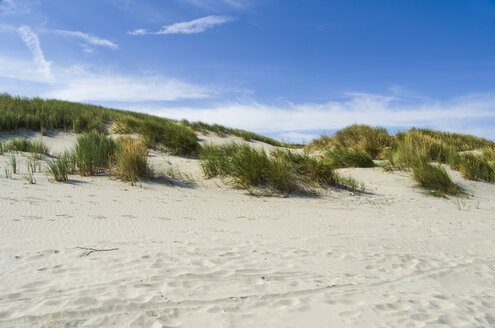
[3,137,48,155]
[458,154,495,182]
[271,149,338,187]
[201,144,338,194]
[46,158,69,182]
[111,138,152,185]
[10,155,16,174]
[74,132,116,176]
[323,148,375,168]
[201,143,282,191]
[411,160,461,196]
[200,144,296,193]
[46,152,75,182]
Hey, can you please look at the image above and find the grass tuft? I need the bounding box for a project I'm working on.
[74,132,116,176]
[111,138,152,185]
[10,155,16,174]
[411,160,461,196]
[323,148,375,168]
[201,144,338,195]
[3,137,48,156]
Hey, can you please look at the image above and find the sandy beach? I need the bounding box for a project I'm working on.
[0,131,493,327]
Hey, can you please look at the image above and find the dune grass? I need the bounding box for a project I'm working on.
[200,143,295,193]
[10,155,16,174]
[410,160,461,197]
[200,144,339,194]
[323,148,374,168]
[2,137,49,156]
[458,154,495,182]
[74,132,117,176]
[24,160,36,184]
[306,124,394,159]
[46,153,74,182]
[0,94,282,154]
[111,138,152,185]
[270,149,339,187]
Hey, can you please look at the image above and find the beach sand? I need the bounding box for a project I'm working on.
[1,131,494,327]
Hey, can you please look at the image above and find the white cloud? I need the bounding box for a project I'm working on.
[0,56,212,102]
[0,25,210,102]
[16,25,52,81]
[0,0,39,15]
[185,0,250,10]
[54,30,118,50]
[129,15,235,35]
[128,28,147,36]
[135,93,495,141]
[43,68,210,102]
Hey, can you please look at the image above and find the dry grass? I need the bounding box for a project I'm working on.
[111,138,152,185]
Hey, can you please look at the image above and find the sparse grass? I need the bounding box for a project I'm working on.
[338,175,361,194]
[411,160,461,197]
[74,132,116,176]
[24,160,36,184]
[458,154,495,182]
[3,137,48,157]
[111,138,152,185]
[10,155,16,174]
[183,119,282,146]
[46,156,70,182]
[0,141,3,155]
[161,166,196,184]
[323,148,375,168]
[4,167,12,179]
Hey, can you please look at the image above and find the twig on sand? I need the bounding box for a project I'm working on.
[76,247,119,256]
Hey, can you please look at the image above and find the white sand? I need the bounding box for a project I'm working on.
[1,131,495,327]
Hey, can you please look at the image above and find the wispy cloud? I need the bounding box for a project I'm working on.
[184,0,250,10]
[16,25,52,80]
[0,25,210,101]
[129,15,235,35]
[54,30,118,50]
[0,55,212,102]
[0,0,39,15]
[135,93,495,141]
[43,69,210,102]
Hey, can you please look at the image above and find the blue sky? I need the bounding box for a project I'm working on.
[1,0,495,142]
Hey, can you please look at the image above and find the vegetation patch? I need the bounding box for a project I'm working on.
[111,138,152,185]
[306,124,394,159]
[411,160,461,197]
[3,137,48,156]
[459,154,495,182]
[200,144,338,195]
[0,94,282,151]
[323,148,374,168]
[74,132,117,176]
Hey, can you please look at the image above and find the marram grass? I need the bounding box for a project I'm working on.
[111,138,152,185]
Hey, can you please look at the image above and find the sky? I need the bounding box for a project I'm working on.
[1,0,495,143]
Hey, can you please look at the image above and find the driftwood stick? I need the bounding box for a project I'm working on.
[76,247,119,256]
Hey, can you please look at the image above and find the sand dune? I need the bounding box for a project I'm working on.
[1,132,495,327]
